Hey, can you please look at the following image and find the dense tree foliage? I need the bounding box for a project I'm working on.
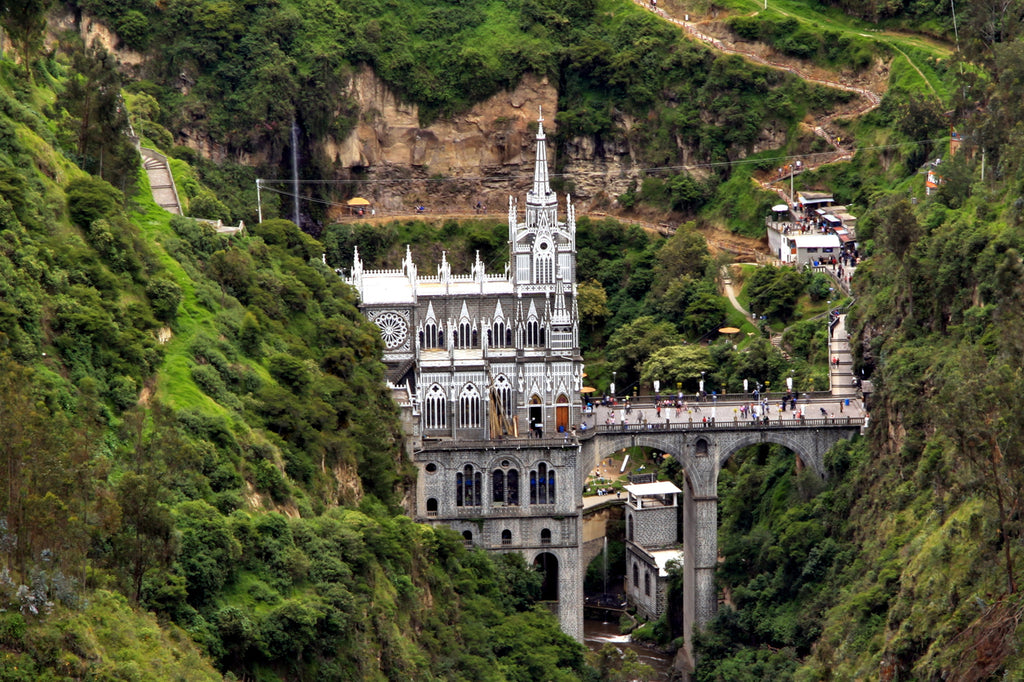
[0,62,592,679]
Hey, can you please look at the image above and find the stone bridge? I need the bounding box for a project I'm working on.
[578,417,864,660]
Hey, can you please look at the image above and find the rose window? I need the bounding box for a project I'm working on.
[374,312,408,349]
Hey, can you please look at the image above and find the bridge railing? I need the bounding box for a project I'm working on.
[587,390,840,408]
[580,416,864,437]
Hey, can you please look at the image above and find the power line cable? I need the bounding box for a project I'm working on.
[257,136,950,187]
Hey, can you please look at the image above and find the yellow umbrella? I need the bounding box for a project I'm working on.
[347,197,371,206]
[580,386,597,393]
[719,326,740,334]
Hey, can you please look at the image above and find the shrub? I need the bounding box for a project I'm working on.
[147,277,182,323]
[66,177,121,228]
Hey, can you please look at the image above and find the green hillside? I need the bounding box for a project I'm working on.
[0,49,587,679]
[3,0,1024,679]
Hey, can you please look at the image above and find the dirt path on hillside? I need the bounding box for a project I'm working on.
[632,0,886,174]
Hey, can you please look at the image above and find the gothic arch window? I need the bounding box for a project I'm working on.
[493,375,513,417]
[491,320,506,348]
[463,530,473,547]
[456,464,482,507]
[539,326,546,346]
[540,528,552,544]
[633,563,639,590]
[530,462,555,505]
[472,328,478,348]
[644,571,651,596]
[424,384,447,430]
[426,498,438,516]
[501,529,512,545]
[535,242,554,284]
[459,384,482,429]
[506,327,513,346]
[526,319,540,346]
[424,321,439,349]
[458,321,472,348]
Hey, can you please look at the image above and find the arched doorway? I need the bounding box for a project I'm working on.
[534,552,559,601]
[530,395,543,436]
[556,394,569,433]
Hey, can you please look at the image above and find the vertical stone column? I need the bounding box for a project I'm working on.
[559,519,584,641]
[692,496,719,626]
[681,482,696,663]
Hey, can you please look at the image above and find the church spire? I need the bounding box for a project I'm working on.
[527,107,557,211]
[530,107,553,201]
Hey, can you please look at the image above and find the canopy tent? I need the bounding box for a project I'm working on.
[347,196,371,216]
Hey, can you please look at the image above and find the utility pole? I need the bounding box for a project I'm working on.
[256,178,263,224]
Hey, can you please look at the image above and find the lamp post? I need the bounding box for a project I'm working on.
[611,371,616,398]
[700,371,706,399]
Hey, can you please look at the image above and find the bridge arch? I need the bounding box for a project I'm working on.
[577,422,861,662]
[714,430,827,478]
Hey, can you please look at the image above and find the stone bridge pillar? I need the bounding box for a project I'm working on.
[681,459,720,667]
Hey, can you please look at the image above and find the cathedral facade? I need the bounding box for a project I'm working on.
[346,115,585,640]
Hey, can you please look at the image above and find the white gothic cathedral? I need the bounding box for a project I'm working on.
[346,113,586,640]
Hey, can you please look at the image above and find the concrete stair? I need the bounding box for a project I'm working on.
[140,148,182,215]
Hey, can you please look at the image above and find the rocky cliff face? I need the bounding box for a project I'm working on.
[321,67,670,214]
[322,67,574,214]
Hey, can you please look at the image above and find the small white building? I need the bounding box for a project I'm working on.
[624,481,684,620]
[768,231,842,266]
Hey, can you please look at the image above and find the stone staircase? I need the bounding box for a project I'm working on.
[141,147,182,215]
[829,314,859,401]
[770,333,792,361]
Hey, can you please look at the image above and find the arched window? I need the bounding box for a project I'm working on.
[526,319,539,346]
[501,529,512,545]
[507,469,519,506]
[506,327,513,346]
[540,528,552,544]
[472,329,478,348]
[492,470,505,503]
[426,498,438,516]
[492,320,505,348]
[463,530,473,547]
[424,321,438,349]
[456,464,481,507]
[424,384,447,430]
[633,563,639,589]
[536,251,554,284]
[493,375,513,417]
[627,515,634,541]
[493,463,519,506]
[530,463,555,504]
[459,384,481,429]
[458,321,471,348]
[695,438,709,456]
[644,571,651,596]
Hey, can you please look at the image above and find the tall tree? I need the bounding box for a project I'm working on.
[0,0,50,79]
[59,42,139,189]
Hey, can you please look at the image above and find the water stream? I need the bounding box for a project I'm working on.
[584,619,674,679]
